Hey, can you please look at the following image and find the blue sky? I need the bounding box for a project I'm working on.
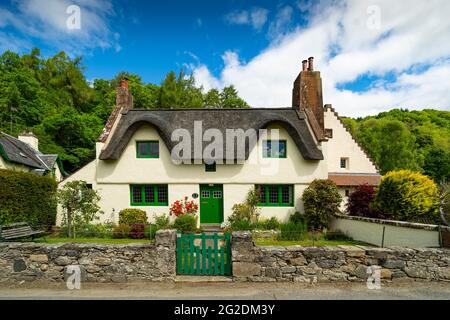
[1,0,450,117]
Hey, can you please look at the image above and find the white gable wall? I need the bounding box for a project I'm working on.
[324,107,378,174]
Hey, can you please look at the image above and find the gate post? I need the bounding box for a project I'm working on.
[155,229,177,277]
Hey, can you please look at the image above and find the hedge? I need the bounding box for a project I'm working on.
[0,169,57,227]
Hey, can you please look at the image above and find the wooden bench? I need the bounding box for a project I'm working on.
[0,222,45,241]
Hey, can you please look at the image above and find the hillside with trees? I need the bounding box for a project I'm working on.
[342,109,450,183]
[0,48,449,182]
[0,49,248,173]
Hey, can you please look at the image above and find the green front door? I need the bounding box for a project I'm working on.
[199,184,223,224]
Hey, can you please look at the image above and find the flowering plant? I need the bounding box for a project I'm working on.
[169,196,199,217]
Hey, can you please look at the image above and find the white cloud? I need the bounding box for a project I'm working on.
[195,0,450,117]
[0,0,118,55]
[267,5,294,41]
[225,7,269,31]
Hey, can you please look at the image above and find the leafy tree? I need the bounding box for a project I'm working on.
[204,88,221,108]
[220,85,249,108]
[302,179,342,230]
[438,182,450,226]
[58,180,102,238]
[346,184,379,218]
[373,170,439,222]
[423,148,450,183]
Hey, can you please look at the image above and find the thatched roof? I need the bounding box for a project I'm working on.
[99,108,324,161]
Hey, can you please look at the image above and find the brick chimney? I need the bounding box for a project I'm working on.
[292,57,325,141]
[116,79,133,111]
[97,78,133,142]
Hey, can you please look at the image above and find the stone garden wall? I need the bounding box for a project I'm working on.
[0,230,176,284]
[232,231,450,283]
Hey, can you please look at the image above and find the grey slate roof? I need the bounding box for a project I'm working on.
[99,108,324,161]
[0,132,58,171]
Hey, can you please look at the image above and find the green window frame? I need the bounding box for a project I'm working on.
[263,140,287,158]
[255,184,294,207]
[130,184,168,206]
[136,141,159,158]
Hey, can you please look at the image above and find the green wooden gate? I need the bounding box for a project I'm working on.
[176,233,232,276]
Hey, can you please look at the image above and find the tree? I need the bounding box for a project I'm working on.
[356,119,422,174]
[423,148,450,183]
[58,180,102,238]
[373,170,439,222]
[203,88,221,108]
[346,184,379,218]
[439,182,450,226]
[220,86,249,108]
[302,179,342,230]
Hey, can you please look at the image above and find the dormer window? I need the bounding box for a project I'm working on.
[340,157,349,169]
[136,141,159,158]
[263,140,287,158]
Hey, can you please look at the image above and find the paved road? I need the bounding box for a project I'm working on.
[0,281,449,300]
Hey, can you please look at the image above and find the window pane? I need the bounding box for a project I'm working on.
[157,185,168,204]
[201,191,210,198]
[263,141,271,158]
[132,185,142,203]
[263,140,286,158]
[144,185,154,203]
[137,142,149,156]
[149,141,159,157]
[268,185,278,204]
[281,185,292,204]
[278,141,286,157]
[213,191,222,199]
[340,158,347,168]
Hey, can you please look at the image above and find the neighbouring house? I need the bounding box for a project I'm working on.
[57,57,380,226]
[0,131,64,182]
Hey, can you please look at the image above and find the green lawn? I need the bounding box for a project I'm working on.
[254,238,365,247]
[33,237,154,244]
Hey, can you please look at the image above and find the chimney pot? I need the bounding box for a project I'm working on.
[308,57,314,71]
[302,60,308,71]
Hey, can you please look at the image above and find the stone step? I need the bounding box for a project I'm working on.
[175,275,233,283]
[201,224,222,233]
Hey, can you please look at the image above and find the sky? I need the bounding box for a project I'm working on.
[0,0,450,117]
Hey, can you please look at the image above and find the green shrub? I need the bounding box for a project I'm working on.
[153,213,171,229]
[228,187,260,224]
[74,223,115,238]
[145,224,158,239]
[173,214,197,233]
[277,222,307,241]
[373,170,439,222]
[288,211,305,225]
[112,224,132,238]
[255,217,280,230]
[118,208,148,225]
[230,219,254,231]
[0,169,57,228]
[302,179,342,230]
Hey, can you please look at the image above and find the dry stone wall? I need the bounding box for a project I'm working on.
[232,231,450,283]
[0,230,176,284]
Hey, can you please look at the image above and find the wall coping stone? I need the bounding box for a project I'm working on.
[333,214,450,231]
